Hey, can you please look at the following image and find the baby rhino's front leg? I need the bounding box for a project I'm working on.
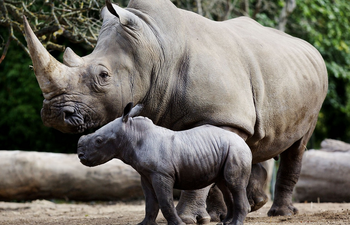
[141,174,185,225]
[138,177,159,225]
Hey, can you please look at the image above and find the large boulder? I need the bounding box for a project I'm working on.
[294,139,350,202]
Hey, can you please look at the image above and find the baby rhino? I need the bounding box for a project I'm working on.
[77,103,252,225]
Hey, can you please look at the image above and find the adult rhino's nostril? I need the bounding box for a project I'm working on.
[62,106,75,120]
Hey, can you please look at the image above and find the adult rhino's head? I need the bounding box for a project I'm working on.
[23,1,162,133]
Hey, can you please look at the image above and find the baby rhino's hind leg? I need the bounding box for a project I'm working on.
[222,146,252,225]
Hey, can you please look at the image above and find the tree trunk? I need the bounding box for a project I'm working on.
[196,0,203,15]
[294,146,350,202]
[278,0,296,32]
[0,151,143,201]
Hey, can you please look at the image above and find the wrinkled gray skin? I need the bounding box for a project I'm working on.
[23,0,328,223]
[78,103,252,225]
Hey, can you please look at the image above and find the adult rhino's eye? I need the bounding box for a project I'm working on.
[99,71,109,79]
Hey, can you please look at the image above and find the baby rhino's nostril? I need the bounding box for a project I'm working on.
[78,152,85,159]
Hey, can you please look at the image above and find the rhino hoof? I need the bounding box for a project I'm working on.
[267,204,299,217]
[209,211,226,222]
[249,195,268,212]
[180,214,211,224]
[197,215,211,224]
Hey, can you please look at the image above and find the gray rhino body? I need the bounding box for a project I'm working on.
[78,103,252,225]
[23,0,328,222]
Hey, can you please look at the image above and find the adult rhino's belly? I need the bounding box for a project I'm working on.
[249,138,294,164]
[247,115,317,164]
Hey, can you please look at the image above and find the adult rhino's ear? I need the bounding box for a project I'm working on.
[122,102,134,123]
[103,0,141,30]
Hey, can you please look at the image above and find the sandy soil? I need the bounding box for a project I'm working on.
[0,200,349,225]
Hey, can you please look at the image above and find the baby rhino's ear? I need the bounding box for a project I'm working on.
[122,102,133,123]
[129,104,143,117]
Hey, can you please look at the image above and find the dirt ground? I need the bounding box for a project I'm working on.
[0,200,349,225]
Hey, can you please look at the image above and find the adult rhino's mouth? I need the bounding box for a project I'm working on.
[41,101,99,134]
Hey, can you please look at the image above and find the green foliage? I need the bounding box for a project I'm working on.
[287,0,350,143]
[0,36,81,152]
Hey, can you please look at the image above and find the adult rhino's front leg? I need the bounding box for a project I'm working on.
[206,185,227,222]
[176,187,211,224]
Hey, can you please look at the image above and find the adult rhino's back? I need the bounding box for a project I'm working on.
[231,17,327,162]
[181,15,327,162]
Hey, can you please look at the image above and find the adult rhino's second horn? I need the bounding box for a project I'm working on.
[23,16,70,100]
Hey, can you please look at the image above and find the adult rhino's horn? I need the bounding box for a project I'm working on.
[23,16,69,99]
[63,47,84,67]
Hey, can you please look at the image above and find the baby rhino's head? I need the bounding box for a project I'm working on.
[77,103,135,167]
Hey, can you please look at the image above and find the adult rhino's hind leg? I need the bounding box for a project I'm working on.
[268,120,317,216]
[176,188,211,224]
[246,163,269,212]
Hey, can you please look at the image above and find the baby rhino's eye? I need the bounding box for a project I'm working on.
[95,136,103,146]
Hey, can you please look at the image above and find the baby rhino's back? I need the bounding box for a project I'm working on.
[171,125,240,189]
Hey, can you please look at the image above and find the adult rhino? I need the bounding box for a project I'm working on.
[23,0,328,223]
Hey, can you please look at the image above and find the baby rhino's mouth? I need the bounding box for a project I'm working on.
[79,158,94,167]
[77,146,91,166]
[78,154,95,167]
